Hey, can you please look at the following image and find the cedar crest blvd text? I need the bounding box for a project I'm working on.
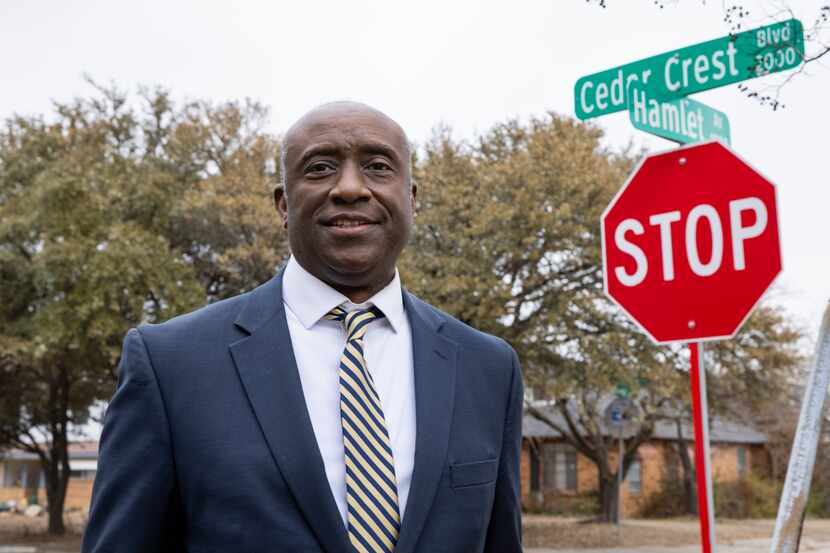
[578,42,739,117]
[577,23,798,117]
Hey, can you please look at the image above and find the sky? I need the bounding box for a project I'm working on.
[1,0,828,342]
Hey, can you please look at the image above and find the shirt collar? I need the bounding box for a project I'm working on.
[282,256,406,333]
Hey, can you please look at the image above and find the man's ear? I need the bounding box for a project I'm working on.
[410,181,418,217]
[274,184,288,229]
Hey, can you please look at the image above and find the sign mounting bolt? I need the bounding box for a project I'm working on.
[688,320,696,329]
[679,157,687,166]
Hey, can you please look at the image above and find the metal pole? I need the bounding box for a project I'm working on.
[690,341,717,553]
[618,425,624,525]
[770,302,830,553]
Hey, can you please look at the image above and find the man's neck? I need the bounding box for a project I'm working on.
[289,255,398,305]
[328,273,396,304]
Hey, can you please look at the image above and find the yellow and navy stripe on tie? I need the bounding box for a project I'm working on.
[326,305,400,553]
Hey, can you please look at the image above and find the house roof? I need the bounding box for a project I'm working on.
[523,405,767,444]
[1,410,766,464]
[0,440,99,461]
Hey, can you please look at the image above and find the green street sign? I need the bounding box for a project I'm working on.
[615,383,631,398]
[575,18,804,120]
[628,82,731,145]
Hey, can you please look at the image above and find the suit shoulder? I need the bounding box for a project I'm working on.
[407,293,515,360]
[136,291,249,345]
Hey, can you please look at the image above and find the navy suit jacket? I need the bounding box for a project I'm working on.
[82,269,523,552]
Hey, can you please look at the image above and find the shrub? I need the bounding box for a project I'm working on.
[640,468,692,518]
[807,481,830,517]
[524,491,600,517]
[713,474,781,518]
[642,470,783,519]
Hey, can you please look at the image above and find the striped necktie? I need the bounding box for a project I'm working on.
[325,305,400,553]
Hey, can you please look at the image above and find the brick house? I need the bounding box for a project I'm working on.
[521,407,768,516]
[0,416,767,517]
[0,441,98,510]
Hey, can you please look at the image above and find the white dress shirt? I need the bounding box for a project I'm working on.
[282,256,416,527]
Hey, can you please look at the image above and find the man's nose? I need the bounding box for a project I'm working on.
[330,160,372,203]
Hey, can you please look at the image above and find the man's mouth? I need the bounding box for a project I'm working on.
[322,214,379,228]
[329,220,374,228]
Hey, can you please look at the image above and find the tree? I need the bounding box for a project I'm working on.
[157,92,288,299]
[402,114,672,521]
[0,94,202,533]
[0,83,287,533]
[664,304,804,516]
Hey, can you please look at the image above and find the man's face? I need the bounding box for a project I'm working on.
[277,104,415,296]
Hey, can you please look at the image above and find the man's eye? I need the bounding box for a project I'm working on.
[365,160,392,172]
[305,161,335,175]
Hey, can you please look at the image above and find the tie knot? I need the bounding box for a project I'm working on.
[324,305,385,341]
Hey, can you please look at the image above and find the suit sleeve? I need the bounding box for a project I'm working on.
[82,327,183,552]
[483,345,524,553]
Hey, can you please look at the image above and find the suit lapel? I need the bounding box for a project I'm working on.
[395,291,458,553]
[228,270,350,553]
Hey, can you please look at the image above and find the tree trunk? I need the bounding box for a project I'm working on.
[674,418,698,516]
[769,447,780,482]
[44,444,70,534]
[527,400,654,523]
[45,369,71,535]
[598,469,620,523]
[47,493,65,535]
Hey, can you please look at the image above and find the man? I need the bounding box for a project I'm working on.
[83,102,523,552]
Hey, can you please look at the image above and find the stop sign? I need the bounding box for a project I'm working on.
[601,141,781,344]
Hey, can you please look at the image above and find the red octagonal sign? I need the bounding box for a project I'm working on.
[602,141,782,344]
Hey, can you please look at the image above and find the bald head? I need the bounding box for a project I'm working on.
[273,100,417,303]
[280,101,411,189]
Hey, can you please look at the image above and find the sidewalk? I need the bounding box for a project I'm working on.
[527,537,830,553]
[0,546,76,553]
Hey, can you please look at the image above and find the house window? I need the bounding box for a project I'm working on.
[70,469,96,481]
[1,462,14,487]
[564,450,577,491]
[628,459,642,494]
[737,446,747,477]
[2,462,25,488]
[530,448,541,492]
[542,444,578,492]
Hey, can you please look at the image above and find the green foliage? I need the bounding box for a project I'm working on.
[544,494,600,517]
[807,481,830,517]
[0,82,287,533]
[639,465,692,518]
[403,115,668,397]
[642,470,782,519]
[706,305,804,419]
[805,430,830,517]
[713,475,782,518]
[0,89,204,437]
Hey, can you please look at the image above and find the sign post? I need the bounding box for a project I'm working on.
[604,397,639,526]
[618,426,624,526]
[690,342,716,551]
[770,303,830,553]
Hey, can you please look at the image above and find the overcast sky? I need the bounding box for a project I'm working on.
[2,0,828,342]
